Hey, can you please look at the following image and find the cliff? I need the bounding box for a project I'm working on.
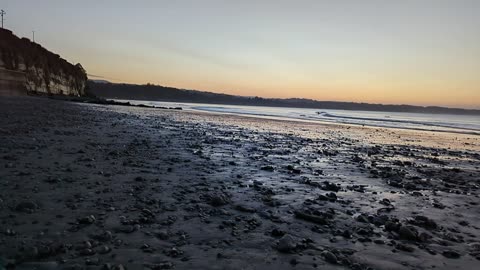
[0,28,87,96]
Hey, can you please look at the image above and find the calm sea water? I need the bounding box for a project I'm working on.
[115,100,480,135]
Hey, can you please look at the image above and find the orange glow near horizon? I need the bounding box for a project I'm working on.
[5,1,479,109]
[86,59,480,108]
[86,73,480,109]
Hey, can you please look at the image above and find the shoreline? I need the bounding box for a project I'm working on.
[1,96,479,270]
[110,99,480,136]
[185,108,480,137]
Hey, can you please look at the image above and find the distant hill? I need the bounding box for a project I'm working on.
[89,79,111,84]
[87,81,480,115]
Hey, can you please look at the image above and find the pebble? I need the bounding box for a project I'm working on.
[276,235,297,253]
[323,251,338,264]
[97,245,111,254]
[442,250,461,259]
[78,215,96,225]
[207,193,230,206]
[79,248,95,256]
[15,201,38,213]
[398,226,418,241]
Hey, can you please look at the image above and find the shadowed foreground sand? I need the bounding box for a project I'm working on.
[0,96,479,270]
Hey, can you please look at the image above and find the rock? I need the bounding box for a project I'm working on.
[379,198,391,206]
[442,250,461,259]
[287,165,301,174]
[324,192,337,201]
[342,230,352,239]
[433,201,446,209]
[63,263,84,270]
[322,181,341,192]
[145,262,174,269]
[261,165,274,171]
[23,246,39,259]
[114,225,137,234]
[78,215,96,225]
[142,243,155,253]
[418,232,432,243]
[97,245,111,254]
[15,201,38,213]
[207,193,230,207]
[385,221,400,232]
[235,204,256,213]
[271,228,286,237]
[294,209,333,225]
[411,215,437,229]
[398,226,418,241]
[86,257,100,266]
[387,177,403,188]
[134,176,145,182]
[103,263,126,270]
[4,228,16,236]
[75,241,92,250]
[37,245,55,258]
[114,265,126,270]
[276,235,297,253]
[79,248,95,256]
[356,214,369,223]
[371,215,389,226]
[164,247,182,257]
[396,243,415,252]
[426,248,437,255]
[458,220,469,226]
[142,208,155,217]
[92,230,113,242]
[291,168,301,174]
[317,194,329,201]
[323,251,338,264]
[154,229,169,240]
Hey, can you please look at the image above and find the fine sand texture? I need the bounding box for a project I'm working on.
[1,96,479,270]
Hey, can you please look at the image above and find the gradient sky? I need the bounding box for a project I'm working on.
[3,0,480,108]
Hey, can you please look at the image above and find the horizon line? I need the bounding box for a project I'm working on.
[87,78,480,111]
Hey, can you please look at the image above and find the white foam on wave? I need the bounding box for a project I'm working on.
[114,99,480,135]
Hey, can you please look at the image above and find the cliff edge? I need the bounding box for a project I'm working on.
[0,28,87,96]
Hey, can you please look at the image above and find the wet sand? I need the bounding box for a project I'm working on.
[0,96,479,270]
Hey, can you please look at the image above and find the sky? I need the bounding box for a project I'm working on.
[2,0,480,108]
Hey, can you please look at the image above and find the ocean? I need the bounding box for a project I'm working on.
[115,100,480,135]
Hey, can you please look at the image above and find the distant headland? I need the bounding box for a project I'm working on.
[88,81,480,116]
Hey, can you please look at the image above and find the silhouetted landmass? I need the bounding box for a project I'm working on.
[87,81,480,115]
[89,79,110,84]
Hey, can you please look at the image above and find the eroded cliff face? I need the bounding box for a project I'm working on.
[0,28,87,96]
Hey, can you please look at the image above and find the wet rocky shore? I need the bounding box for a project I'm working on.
[1,96,479,270]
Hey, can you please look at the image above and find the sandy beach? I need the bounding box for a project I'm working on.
[1,96,479,270]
